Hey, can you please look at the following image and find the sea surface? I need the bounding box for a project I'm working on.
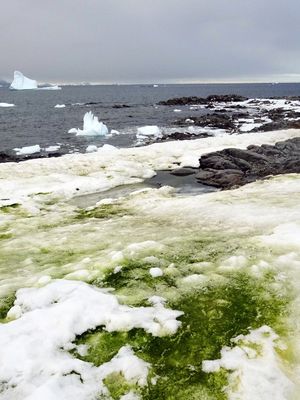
[1,83,300,154]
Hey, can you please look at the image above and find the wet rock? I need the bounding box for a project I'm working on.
[194,137,300,189]
[170,168,196,176]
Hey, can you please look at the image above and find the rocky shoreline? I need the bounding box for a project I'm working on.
[170,137,300,189]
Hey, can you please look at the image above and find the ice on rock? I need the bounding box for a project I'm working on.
[69,111,109,136]
[0,103,15,107]
[136,125,162,141]
[13,144,41,155]
[10,70,38,90]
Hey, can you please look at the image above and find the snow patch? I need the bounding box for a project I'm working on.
[202,326,294,400]
[0,280,182,399]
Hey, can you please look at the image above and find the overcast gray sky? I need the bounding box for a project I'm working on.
[1,0,300,83]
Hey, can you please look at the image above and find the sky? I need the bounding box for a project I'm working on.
[1,0,300,84]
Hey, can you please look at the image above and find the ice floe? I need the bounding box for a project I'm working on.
[0,279,182,399]
[69,111,109,136]
[54,104,66,108]
[13,144,41,155]
[0,103,15,107]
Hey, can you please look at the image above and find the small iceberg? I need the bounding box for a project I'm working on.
[14,145,41,155]
[0,103,15,107]
[54,104,65,108]
[68,111,109,136]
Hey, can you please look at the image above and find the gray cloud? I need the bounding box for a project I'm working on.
[1,0,300,83]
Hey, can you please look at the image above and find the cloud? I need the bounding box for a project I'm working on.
[1,0,300,83]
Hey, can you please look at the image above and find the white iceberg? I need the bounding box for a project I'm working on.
[0,103,15,107]
[69,111,109,136]
[54,104,65,108]
[10,71,38,90]
[10,71,61,90]
[13,145,41,155]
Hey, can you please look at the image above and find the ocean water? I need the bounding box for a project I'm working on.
[1,83,300,154]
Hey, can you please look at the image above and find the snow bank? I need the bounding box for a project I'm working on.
[13,144,41,155]
[0,279,182,399]
[0,102,15,107]
[0,128,299,205]
[10,70,38,90]
[69,111,109,136]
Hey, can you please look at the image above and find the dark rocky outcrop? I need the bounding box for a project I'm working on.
[158,94,247,106]
[193,137,300,189]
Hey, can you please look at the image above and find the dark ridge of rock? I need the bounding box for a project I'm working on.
[112,104,131,109]
[194,137,300,189]
[190,113,235,130]
[158,131,212,142]
[0,151,65,164]
[251,120,300,132]
[158,94,247,106]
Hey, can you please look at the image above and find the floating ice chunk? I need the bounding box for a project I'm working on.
[0,280,182,398]
[10,70,38,90]
[69,111,109,136]
[13,144,41,155]
[153,84,159,87]
[54,104,66,108]
[40,85,61,90]
[136,125,162,141]
[111,129,120,135]
[45,145,61,152]
[174,109,182,112]
[185,118,194,124]
[0,102,15,107]
[86,145,98,153]
[149,267,163,277]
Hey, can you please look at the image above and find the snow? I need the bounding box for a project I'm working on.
[69,111,109,136]
[149,267,164,277]
[86,145,98,153]
[13,144,41,155]
[0,279,182,399]
[0,128,299,206]
[202,326,294,400]
[0,103,15,107]
[10,70,38,90]
[54,104,66,108]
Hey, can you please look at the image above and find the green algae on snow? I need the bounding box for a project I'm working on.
[74,271,291,399]
[75,203,129,220]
